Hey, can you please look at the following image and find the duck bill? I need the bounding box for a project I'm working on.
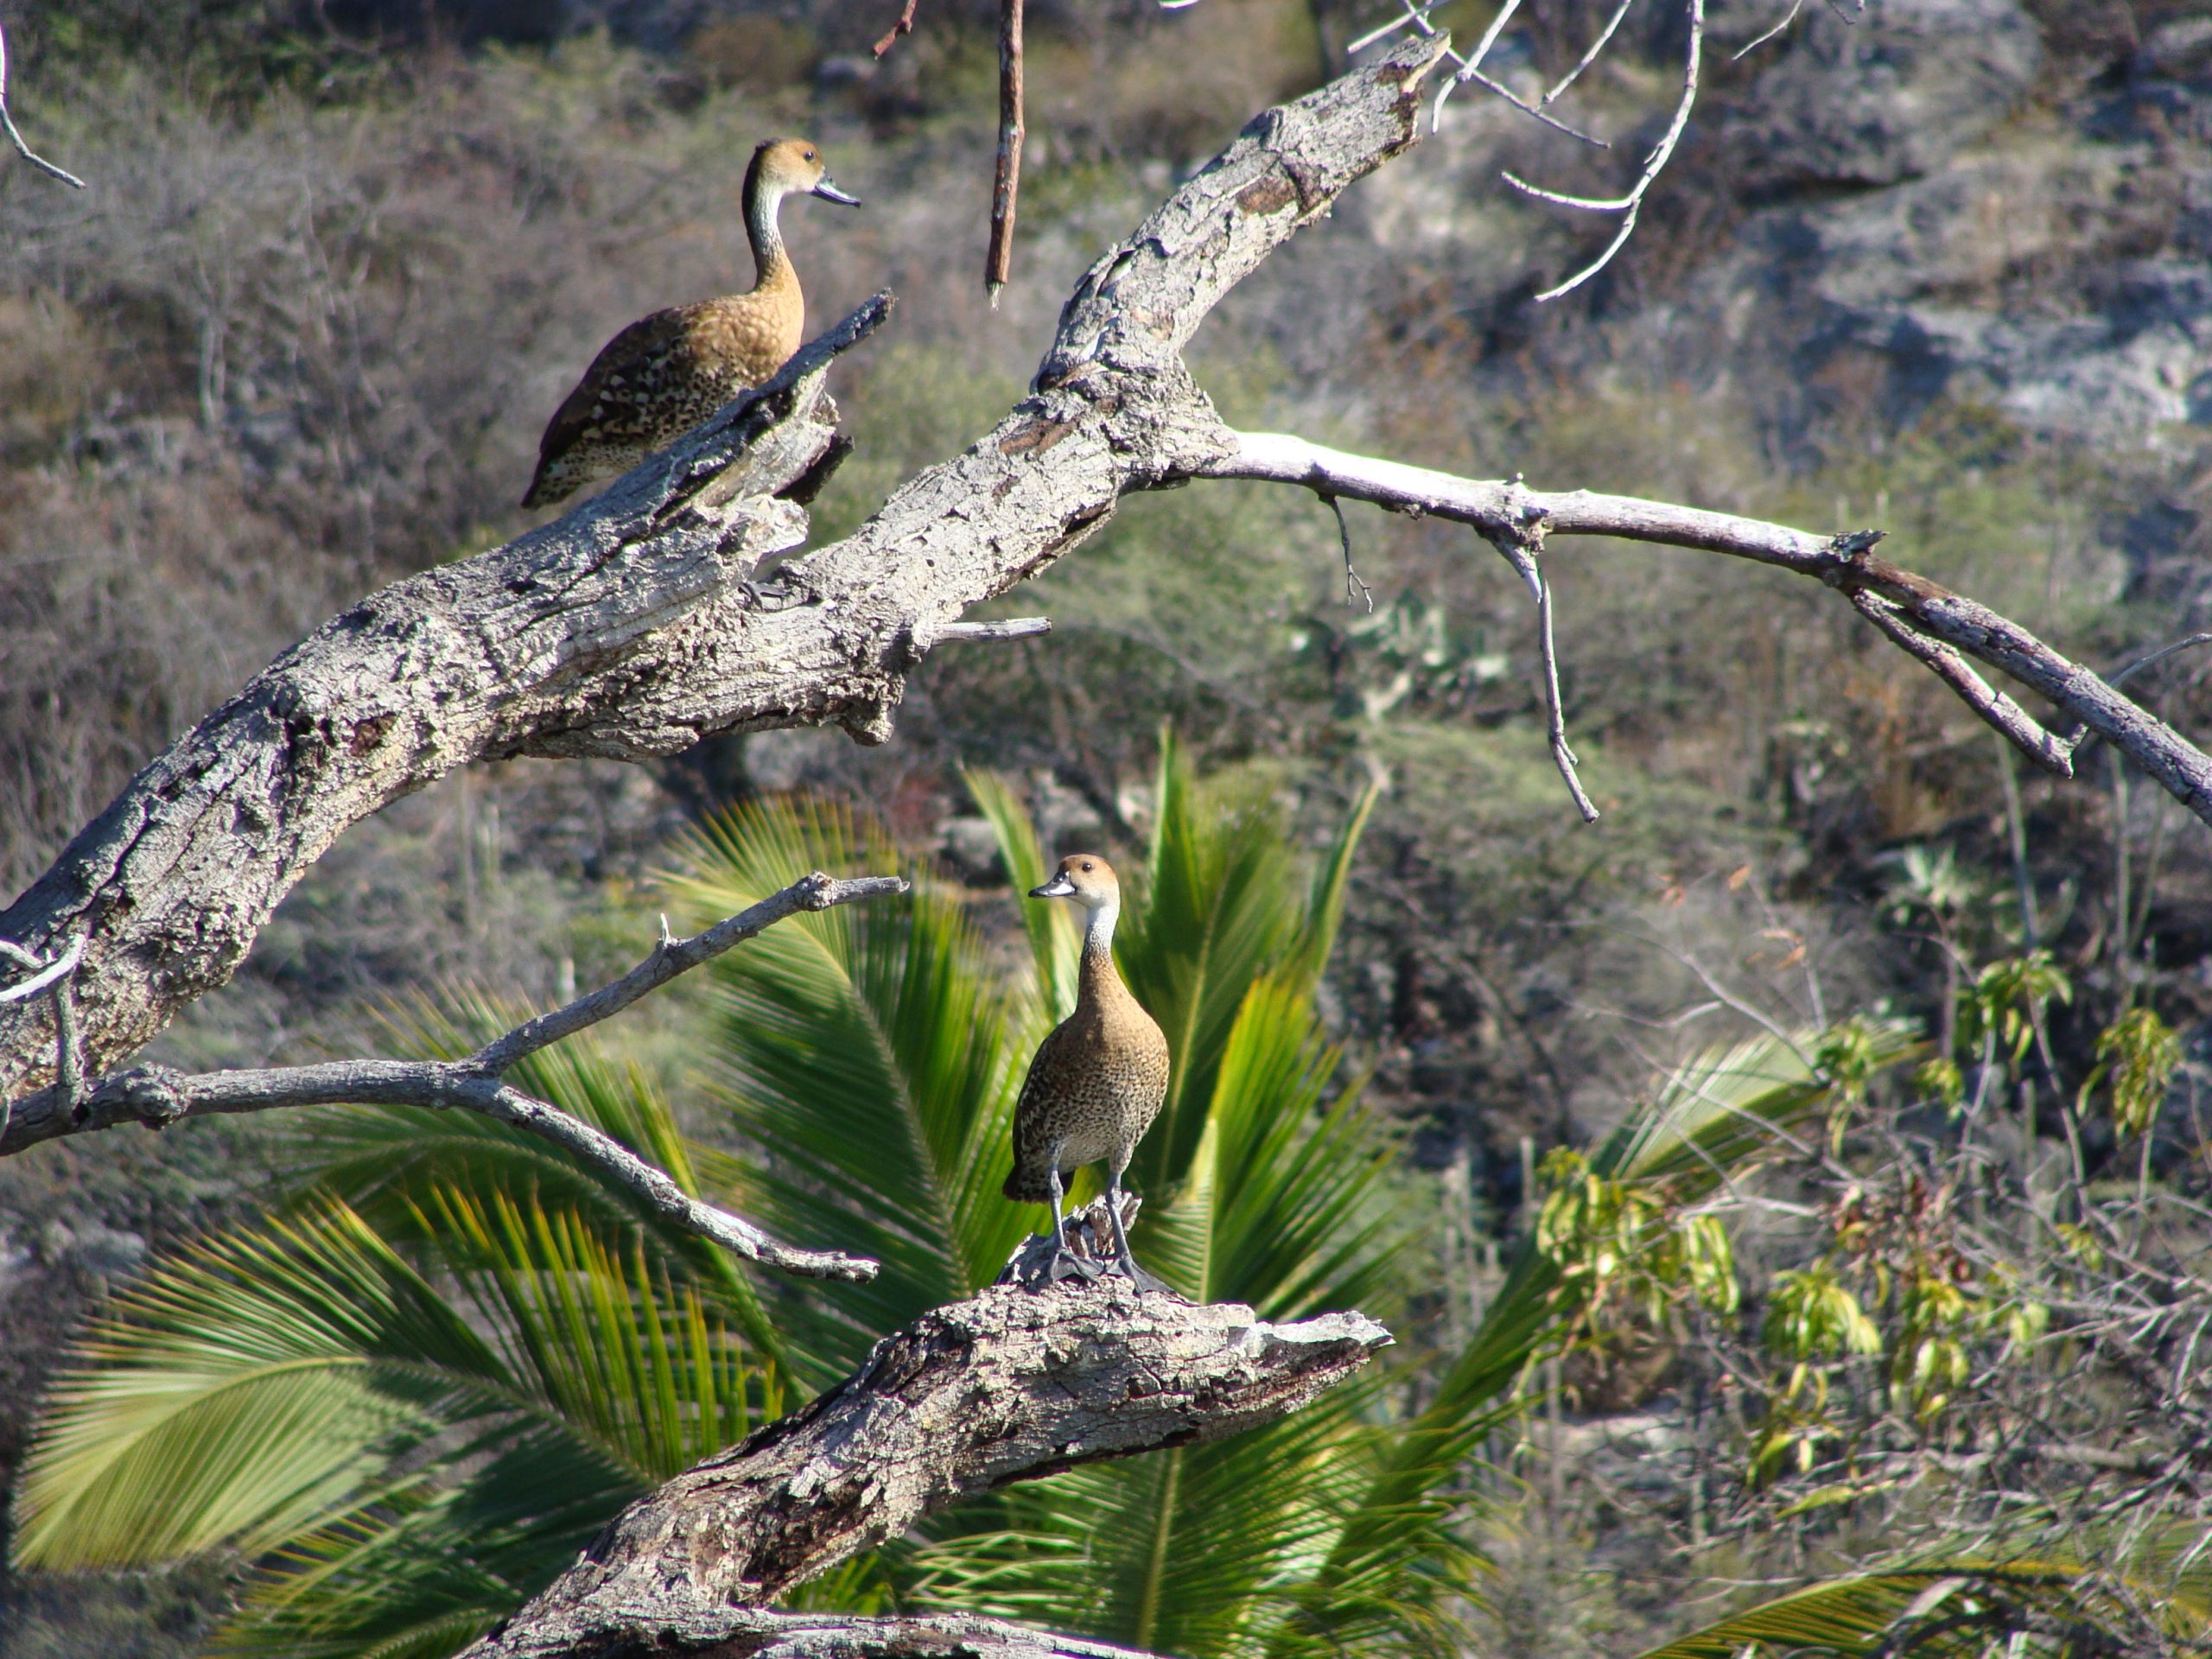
[813,178,861,207]
[1028,874,1077,899]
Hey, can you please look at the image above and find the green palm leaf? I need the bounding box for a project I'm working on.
[1632,1556,2212,1659]
[667,795,1039,1370]
[15,1179,778,1657]
[966,766,1082,1020]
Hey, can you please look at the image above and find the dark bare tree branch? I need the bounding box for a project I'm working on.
[1,872,906,1279]
[986,0,1025,302]
[461,1282,1393,1659]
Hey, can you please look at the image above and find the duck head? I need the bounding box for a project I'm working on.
[748,137,861,207]
[1031,855,1121,912]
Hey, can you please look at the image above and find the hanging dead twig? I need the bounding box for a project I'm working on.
[872,0,923,56]
[986,0,1025,303]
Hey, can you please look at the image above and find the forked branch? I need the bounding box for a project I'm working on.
[0,873,904,1281]
[1186,430,2212,825]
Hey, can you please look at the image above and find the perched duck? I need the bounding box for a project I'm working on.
[521,137,860,509]
[1004,855,1172,1291]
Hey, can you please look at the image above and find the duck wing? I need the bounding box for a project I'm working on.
[531,305,700,477]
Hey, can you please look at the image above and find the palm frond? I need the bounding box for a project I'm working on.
[668,795,1039,1369]
[296,995,780,1363]
[1630,1558,2212,1659]
[14,1202,518,1568]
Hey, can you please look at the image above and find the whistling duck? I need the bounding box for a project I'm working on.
[1005,854,1173,1291]
[521,137,859,508]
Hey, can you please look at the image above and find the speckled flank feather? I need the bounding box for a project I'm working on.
[1004,865,1170,1204]
[522,137,851,510]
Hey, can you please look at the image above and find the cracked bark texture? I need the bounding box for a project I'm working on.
[0,35,1450,1111]
[461,1283,1392,1659]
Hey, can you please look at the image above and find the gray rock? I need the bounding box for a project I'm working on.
[1725,0,2043,192]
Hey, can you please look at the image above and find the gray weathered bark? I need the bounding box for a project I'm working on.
[460,1282,1392,1659]
[0,38,1448,1110]
[6,23,2210,1133]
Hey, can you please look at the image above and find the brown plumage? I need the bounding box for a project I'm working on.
[521,137,860,510]
[1005,855,1171,1289]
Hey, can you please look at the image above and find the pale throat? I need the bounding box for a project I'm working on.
[745,185,792,286]
[1082,895,1121,960]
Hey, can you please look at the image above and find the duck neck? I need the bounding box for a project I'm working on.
[1077,897,1123,1001]
[742,169,796,294]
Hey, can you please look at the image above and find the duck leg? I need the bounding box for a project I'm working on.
[1103,1162,1171,1297]
[1046,1158,1099,1284]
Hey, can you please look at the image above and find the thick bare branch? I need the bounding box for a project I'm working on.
[0,37,1451,1112]
[1848,589,2075,777]
[1187,430,2212,824]
[461,1281,1392,1659]
[0,873,903,1276]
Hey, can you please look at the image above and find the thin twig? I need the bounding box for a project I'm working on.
[1849,590,2075,778]
[1462,67,1609,148]
[1500,0,1706,301]
[1433,0,1527,130]
[985,0,1024,305]
[474,872,905,1073]
[1731,0,1804,60]
[872,0,923,56]
[1491,524,1598,822]
[0,932,84,1004]
[1348,0,1450,54]
[0,19,86,190]
[1325,494,1373,611]
[2108,632,2212,692]
[1545,0,1638,102]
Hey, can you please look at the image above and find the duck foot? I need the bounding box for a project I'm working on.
[995,1192,1154,1292]
[1048,1247,1104,1285]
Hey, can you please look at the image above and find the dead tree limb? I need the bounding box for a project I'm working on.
[1188,430,2212,824]
[0,37,1450,1111]
[461,1282,1392,1659]
[7,28,2209,1122]
[1,872,905,1280]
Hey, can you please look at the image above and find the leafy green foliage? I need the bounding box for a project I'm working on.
[12,1005,783,1657]
[2081,1006,2183,1141]
[1961,951,2071,1067]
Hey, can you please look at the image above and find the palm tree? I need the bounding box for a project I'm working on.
[12,741,1916,1658]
